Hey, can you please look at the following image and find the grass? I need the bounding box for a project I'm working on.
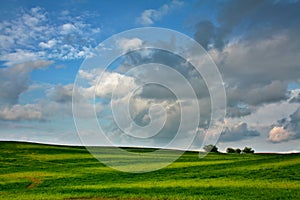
[0,141,299,199]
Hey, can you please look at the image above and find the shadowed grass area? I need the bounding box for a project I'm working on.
[0,141,299,199]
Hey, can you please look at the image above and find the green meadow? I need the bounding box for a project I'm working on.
[0,141,299,200]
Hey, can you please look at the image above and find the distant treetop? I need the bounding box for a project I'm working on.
[203,144,218,153]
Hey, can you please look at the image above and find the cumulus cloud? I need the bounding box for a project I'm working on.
[137,0,183,25]
[2,2,299,149]
[0,83,102,121]
[60,23,77,34]
[213,36,300,87]
[0,50,44,67]
[268,108,300,143]
[268,126,295,143]
[103,93,202,148]
[81,40,216,147]
[94,72,137,98]
[210,33,299,117]
[76,55,207,148]
[78,70,138,99]
[113,48,213,130]
[220,122,260,142]
[117,38,143,52]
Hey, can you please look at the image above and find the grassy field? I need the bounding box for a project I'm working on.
[0,141,299,199]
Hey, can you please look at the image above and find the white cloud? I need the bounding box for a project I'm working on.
[39,39,57,49]
[268,126,295,143]
[82,71,137,99]
[137,0,184,25]
[0,7,101,65]
[78,69,138,98]
[78,69,98,81]
[0,35,14,50]
[117,38,143,52]
[0,104,42,121]
[0,82,103,121]
[0,7,48,53]
[138,10,156,25]
[13,59,53,73]
[0,50,44,66]
[60,23,77,34]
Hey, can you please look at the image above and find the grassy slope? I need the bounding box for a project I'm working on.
[0,141,299,200]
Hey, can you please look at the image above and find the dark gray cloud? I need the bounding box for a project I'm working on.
[0,60,53,105]
[194,0,263,49]
[287,108,300,139]
[226,81,289,107]
[220,122,260,142]
[47,84,73,103]
[226,106,253,118]
[119,49,211,100]
[216,33,300,116]
[194,20,215,50]
[116,48,212,133]
[242,81,288,105]
[138,84,175,100]
[225,81,289,118]
[195,0,300,50]
[214,0,264,49]
[193,0,300,118]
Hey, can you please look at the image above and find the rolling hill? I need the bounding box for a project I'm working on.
[0,141,299,199]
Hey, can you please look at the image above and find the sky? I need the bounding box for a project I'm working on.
[0,0,300,153]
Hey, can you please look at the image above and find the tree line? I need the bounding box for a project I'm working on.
[203,144,255,154]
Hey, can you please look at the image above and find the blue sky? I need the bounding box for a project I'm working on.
[0,0,300,152]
